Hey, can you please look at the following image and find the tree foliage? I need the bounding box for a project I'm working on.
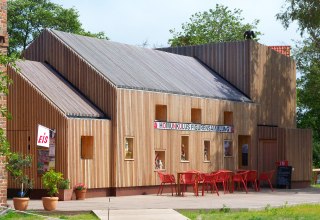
[168,4,261,47]
[8,0,108,54]
[277,0,320,167]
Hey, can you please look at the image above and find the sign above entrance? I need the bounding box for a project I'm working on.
[154,121,233,133]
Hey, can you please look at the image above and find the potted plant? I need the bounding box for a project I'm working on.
[6,152,33,211]
[41,169,63,211]
[74,183,87,200]
[58,178,73,201]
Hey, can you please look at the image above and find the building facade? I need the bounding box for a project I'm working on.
[7,29,312,197]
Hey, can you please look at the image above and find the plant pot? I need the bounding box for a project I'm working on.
[13,197,29,211]
[42,197,59,211]
[58,189,73,201]
[75,189,87,200]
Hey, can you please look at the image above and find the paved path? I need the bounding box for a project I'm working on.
[6,187,320,219]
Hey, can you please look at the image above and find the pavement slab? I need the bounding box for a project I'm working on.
[6,187,320,219]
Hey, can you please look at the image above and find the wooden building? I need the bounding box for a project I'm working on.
[7,29,312,197]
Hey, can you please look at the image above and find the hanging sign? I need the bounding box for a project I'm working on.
[37,124,50,147]
[154,121,233,133]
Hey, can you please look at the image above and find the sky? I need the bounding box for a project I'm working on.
[50,0,301,48]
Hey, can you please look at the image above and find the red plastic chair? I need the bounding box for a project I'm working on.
[157,171,176,196]
[199,173,219,196]
[258,170,275,191]
[246,170,258,191]
[179,171,199,196]
[215,170,232,194]
[232,171,249,193]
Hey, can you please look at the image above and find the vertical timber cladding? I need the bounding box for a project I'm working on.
[23,29,118,186]
[285,128,312,182]
[257,126,312,184]
[23,30,117,120]
[159,41,296,128]
[249,41,296,128]
[116,89,257,187]
[67,119,112,188]
[7,67,68,189]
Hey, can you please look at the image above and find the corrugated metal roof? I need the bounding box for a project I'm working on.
[51,29,251,102]
[15,60,106,118]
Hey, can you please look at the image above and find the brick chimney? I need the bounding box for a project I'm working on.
[0,0,8,207]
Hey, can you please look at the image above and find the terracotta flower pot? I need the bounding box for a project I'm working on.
[75,189,87,200]
[42,197,59,211]
[13,197,30,211]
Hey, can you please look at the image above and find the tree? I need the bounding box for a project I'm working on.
[8,0,108,54]
[277,0,320,167]
[168,4,261,47]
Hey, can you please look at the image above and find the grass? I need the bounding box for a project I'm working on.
[0,210,98,219]
[179,204,320,220]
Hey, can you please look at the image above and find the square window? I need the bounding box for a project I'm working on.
[224,111,233,125]
[204,140,210,161]
[81,136,94,159]
[181,136,189,161]
[155,151,166,170]
[155,105,167,121]
[125,137,134,159]
[191,108,201,123]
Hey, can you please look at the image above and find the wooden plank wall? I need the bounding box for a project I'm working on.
[7,67,112,189]
[257,126,312,182]
[250,42,296,128]
[116,89,257,187]
[23,30,117,121]
[285,128,312,182]
[23,30,118,186]
[159,41,296,128]
[7,67,68,189]
[67,119,112,188]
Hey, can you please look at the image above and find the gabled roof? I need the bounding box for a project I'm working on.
[15,60,106,118]
[50,30,251,102]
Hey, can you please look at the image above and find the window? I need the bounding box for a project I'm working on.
[181,136,189,161]
[241,144,249,166]
[124,137,134,160]
[204,140,210,162]
[155,151,166,170]
[238,135,250,168]
[155,105,167,121]
[191,108,201,123]
[224,111,233,125]
[81,136,94,159]
[224,140,233,157]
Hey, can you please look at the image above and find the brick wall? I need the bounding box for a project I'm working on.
[0,0,8,207]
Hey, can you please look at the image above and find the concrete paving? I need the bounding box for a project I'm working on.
[6,187,320,219]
